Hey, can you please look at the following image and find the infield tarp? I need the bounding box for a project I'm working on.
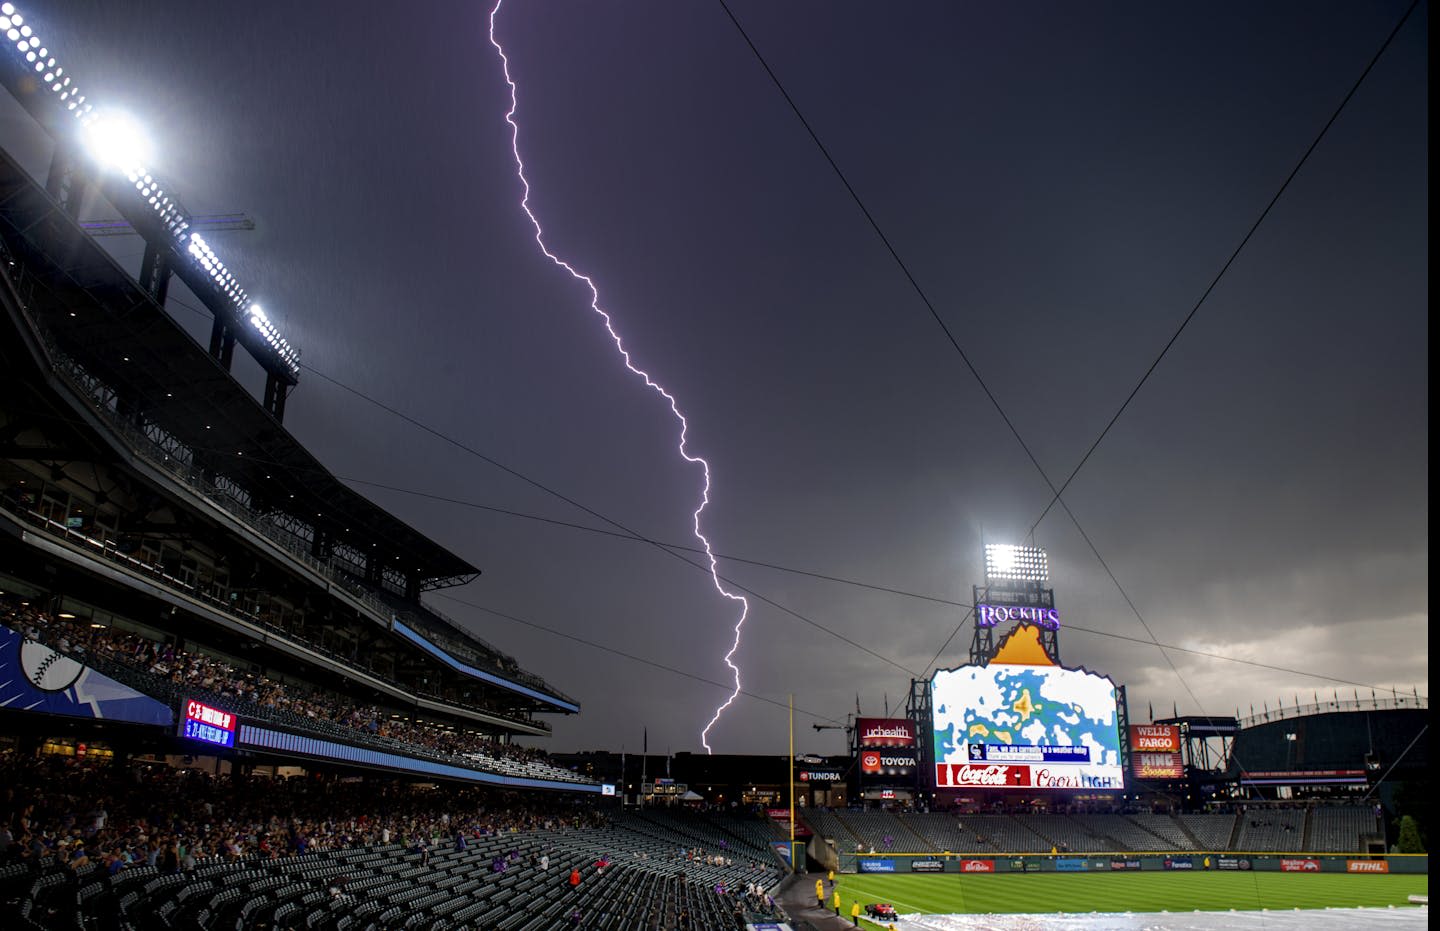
[893,907,1428,931]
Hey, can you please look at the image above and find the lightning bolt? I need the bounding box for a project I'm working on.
[488,0,749,754]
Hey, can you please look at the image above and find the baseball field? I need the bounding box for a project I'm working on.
[829,871,1428,926]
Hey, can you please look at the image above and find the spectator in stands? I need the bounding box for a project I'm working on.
[569,866,581,891]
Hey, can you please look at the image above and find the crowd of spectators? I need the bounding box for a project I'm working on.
[0,752,607,877]
[4,603,554,771]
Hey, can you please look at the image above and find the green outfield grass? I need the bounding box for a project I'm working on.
[829,872,1428,927]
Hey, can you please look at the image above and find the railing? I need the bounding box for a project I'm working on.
[2,257,565,711]
[1237,695,1428,729]
[21,629,581,783]
[2,500,548,734]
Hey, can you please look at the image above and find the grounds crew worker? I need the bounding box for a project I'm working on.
[816,878,825,908]
[833,888,841,915]
[850,901,862,926]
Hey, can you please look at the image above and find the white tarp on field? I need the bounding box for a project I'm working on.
[897,905,1427,931]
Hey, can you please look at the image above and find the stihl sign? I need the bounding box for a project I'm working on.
[1346,860,1390,873]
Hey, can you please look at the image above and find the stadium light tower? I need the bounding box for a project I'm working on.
[984,543,1049,583]
[0,1,301,420]
[79,111,152,175]
[973,543,1059,665]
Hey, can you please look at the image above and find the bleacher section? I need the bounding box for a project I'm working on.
[1175,813,1238,851]
[1117,817,1198,851]
[897,813,976,853]
[5,822,785,931]
[1308,805,1378,853]
[800,810,861,849]
[1233,809,1306,851]
[835,810,938,852]
[954,815,1052,853]
[802,808,1368,855]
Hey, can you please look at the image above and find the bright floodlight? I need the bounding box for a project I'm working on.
[985,543,1049,582]
[80,111,152,174]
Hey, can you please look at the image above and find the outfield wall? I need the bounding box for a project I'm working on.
[840,852,1428,875]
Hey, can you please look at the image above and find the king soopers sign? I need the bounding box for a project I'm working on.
[976,604,1060,629]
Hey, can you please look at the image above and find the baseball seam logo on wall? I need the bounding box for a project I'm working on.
[0,624,173,726]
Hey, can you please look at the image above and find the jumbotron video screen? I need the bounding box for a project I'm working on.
[932,626,1124,790]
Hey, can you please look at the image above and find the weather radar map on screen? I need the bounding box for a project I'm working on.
[933,625,1123,790]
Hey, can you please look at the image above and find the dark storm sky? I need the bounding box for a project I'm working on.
[5,1,1427,756]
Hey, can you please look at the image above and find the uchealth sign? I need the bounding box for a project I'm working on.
[856,717,916,748]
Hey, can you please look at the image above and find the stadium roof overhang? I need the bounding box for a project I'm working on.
[0,148,478,588]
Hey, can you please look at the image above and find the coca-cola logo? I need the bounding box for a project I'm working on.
[936,764,1030,787]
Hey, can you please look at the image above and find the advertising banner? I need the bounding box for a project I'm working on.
[1346,860,1389,873]
[1055,858,1088,872]
[1129,724,1181,752]
[1217,857,1252,871]
[0,624,173,727]
[858,859,896,873]
[764,809,810,837]
[1132,752,1184,780]
[932,626,1123,792]
[961,859,995,873]
[1280,858,1321,872]
[797,769,844,783]
[856,717,916,748]
[1162,857,1194,871]
[860,749,918,781]
[179,698,237,748]
[1110,859,1142,871]
[910,860,945,873]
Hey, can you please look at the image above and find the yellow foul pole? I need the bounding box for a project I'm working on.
[789,694,796,853]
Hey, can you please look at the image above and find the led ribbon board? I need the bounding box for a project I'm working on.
[180,698,236,748]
